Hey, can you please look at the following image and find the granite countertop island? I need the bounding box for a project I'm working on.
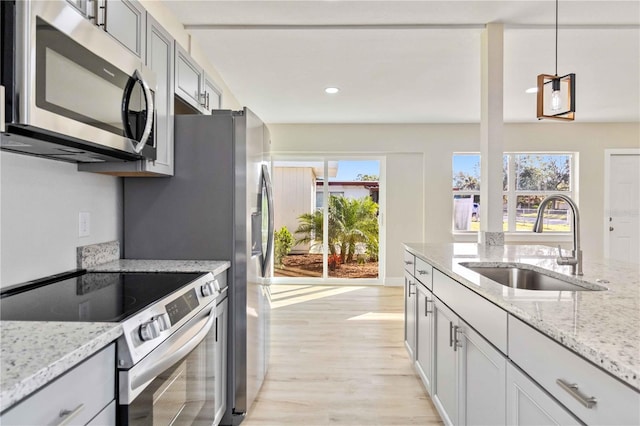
[0,254,231,413]
[405,243,640,391]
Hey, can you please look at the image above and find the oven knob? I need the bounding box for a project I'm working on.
[212,279,221,292]
[156,313,171,332]
[139,319,161,341]
[201,281,216,297]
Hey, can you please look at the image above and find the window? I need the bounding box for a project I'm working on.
[452,153,574,233]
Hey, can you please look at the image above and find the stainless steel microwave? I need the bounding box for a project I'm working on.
[0,0,156,163]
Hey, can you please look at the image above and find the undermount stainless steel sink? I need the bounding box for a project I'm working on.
[459,263,607,291]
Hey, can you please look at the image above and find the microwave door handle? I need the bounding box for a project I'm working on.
[136,70,154,153]
[121,70,154,154]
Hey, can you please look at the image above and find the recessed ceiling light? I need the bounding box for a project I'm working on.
[325,87,340,94]
[525,87,539,94]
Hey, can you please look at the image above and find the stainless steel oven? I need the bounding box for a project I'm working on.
[119,297,219,425]
[1,0,156,163]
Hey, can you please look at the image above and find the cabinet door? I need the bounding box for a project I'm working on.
[175,43,205,111]
[458,320,506,426]
[432,297,458,426]
[506,363,581,426]
[145,14,174,176]
[203,73,223,114]
[214,298,229,425]
[65,0,88,16]
[404,271,417,360]
[104,0,146,59]
[415,283,434,395]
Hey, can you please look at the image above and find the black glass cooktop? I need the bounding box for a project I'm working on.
[0,271,204,322]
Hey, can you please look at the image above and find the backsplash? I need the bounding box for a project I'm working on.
[77,241,120,269]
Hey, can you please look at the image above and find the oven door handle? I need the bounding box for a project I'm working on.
[122,305,216,403]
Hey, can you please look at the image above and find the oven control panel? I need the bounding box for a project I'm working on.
[166,288,199,325]
[117,272,222,368]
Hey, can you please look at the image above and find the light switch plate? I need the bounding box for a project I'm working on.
[79,211,90,237]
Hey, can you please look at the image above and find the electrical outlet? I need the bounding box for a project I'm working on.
[79,212,90,237]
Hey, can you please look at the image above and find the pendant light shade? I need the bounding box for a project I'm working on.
[536,0,576,121]
[537,73,576,120]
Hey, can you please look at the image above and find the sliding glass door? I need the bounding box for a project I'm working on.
[271,157,382,283]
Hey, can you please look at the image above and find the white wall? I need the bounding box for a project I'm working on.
[1,152,122,287]
[269,122,640,283]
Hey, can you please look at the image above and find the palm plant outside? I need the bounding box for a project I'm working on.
[294,195,379,263]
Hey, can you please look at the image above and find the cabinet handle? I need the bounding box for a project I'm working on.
[449,321,454,347]
[404,260,413,265]
[99,0,107,28]
[425,298,433,316]
[556,379,597,409]
[199,92,208,108]
[408,280,415,296]
[56,403,84,426]
[453,325,462,352]
[417,269,429,275]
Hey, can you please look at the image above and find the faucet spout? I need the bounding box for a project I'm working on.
[533,194,583,275]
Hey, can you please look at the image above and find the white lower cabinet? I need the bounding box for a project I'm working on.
[415,282,434,394]
[432,297,506,426]
[433,298,459,425]
[404,271,417,360]
[1,344,115,425]
[506,362,580,425]
[457,319,506,426]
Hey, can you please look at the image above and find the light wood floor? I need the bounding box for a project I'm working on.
[243,284,443,426]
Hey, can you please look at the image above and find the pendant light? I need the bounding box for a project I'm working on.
[537,0,576,120]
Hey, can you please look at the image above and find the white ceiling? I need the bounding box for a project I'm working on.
[162,1,640,124]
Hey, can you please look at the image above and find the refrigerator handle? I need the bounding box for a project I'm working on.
[261,164,275,278]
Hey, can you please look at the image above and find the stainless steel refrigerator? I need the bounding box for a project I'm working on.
[123,108,273,426]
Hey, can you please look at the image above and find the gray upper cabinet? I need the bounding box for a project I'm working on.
[143,14,174,176]
[203,74,223,114]
[79,11,175,176]
[175,44,222,114]
[102,0,146,59]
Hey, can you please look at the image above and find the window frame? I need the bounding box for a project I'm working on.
[452,152,576,234]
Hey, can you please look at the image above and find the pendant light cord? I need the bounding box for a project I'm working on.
[555,0,559,76]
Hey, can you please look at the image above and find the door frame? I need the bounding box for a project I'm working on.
[270,154,386,285]
[603,148,640,259]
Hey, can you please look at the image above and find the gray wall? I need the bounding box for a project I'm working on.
[1,152,122,287]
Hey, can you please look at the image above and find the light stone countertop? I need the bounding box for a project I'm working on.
[0,258,230,413]
[88,259,230,276]
[404,243,640,391]
[0,322,122,413]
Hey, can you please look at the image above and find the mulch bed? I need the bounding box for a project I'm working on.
[274,253,378,278]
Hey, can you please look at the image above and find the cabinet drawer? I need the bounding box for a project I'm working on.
[414,257,433,290]
[433,269,507,353]
[509,317,640,425]
[1,344,115,425]
[403,251,415,275]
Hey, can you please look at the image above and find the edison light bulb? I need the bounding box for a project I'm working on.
[550,78,562,111]
[551,89,562,111]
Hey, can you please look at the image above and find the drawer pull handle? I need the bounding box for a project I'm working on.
[408,280,415,296]
[417,269,429,275]
[57,403,84,426]
[556,379,597,409]
[404,260,414,265]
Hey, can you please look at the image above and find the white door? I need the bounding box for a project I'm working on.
[607,153,640,262]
